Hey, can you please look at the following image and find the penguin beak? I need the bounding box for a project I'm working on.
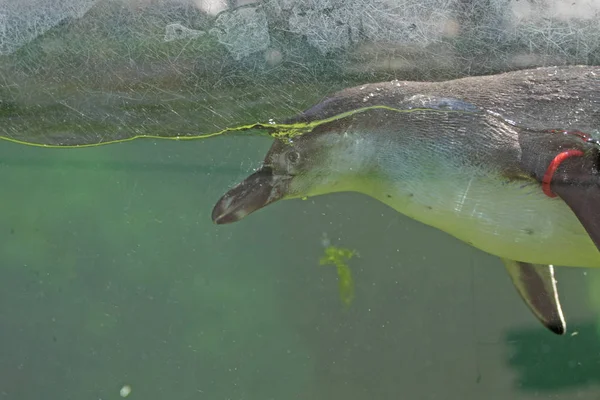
[212,166,290,224]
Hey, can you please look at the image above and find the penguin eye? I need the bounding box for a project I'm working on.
[286,150,300,165]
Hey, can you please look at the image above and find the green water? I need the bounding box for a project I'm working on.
[3,0,600,398]
[2,130,600,399]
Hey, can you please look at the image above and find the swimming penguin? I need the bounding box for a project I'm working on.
[212,65,600,335]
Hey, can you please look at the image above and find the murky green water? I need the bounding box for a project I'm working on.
[2,1,600,399]
[3,130,600,399]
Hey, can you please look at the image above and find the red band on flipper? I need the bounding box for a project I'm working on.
[542,149,585,198]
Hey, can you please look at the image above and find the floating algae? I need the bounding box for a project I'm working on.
[319,245,358,307]
[0,105,480,148]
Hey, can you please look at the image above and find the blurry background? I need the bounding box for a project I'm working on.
[1,0,600,399]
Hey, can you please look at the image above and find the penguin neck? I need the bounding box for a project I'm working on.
[333,129,477,219]
[329,130,438,200]
[316,131,390,195]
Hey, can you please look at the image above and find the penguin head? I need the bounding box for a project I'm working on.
[212,122,376,224]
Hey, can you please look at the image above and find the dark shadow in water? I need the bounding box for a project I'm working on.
[506,321,600,391]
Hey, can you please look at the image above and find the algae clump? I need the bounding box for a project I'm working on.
[319,246,357,307]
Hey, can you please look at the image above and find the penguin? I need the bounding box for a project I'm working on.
[212,65,600,335]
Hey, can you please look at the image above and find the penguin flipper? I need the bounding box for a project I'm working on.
[502,259,566,335]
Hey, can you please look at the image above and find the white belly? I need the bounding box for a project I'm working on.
[374,169,600,268]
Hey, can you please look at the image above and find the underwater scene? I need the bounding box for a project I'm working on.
[1,0,600,399]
